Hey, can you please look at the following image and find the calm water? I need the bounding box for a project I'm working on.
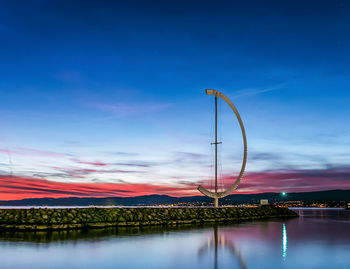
[0,208,349,269]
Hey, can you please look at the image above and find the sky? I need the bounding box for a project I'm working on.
[0,0,349,200]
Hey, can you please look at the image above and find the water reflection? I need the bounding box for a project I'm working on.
[0,209,349,269]
[0,224,209,243]
[282,223,287,261]
[198,226,247,269]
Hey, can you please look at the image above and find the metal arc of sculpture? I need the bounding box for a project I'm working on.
[198,89,247,207]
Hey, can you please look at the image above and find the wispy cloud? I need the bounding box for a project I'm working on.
[49,166,143,179]
[112,162,151,168]
[173,151,208,165]
[232,83,286,98]
[0,148,65,158]
[70,158,152,168]
[71,158,107,166]
[91,102,172,116]
[112,151,139,157]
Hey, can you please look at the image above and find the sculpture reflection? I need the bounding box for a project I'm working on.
[198,226,247,269]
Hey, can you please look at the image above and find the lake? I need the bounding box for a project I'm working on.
[0,208,349,269]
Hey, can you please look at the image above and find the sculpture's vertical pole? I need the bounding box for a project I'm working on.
[215,95,218,208]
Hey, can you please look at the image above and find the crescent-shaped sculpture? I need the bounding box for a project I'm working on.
[198,89,247,207]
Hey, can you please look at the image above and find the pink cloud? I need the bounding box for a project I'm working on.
[71,158,108,166]
[200,167,350,194]
[0,148,65,158]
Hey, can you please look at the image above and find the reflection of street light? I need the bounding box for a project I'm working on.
[282,223,287,261]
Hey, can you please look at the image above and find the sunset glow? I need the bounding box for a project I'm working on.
[0,1,349,201]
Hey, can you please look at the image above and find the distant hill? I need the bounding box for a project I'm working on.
[0,189,349,206]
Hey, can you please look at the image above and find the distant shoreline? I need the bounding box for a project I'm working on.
[1,190,349,207]
[289,207,346,210]
[0,206,346,209]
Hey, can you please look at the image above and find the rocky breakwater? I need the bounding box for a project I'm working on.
[0,207,297,231]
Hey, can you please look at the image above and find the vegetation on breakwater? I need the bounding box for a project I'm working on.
[0,207,297,231]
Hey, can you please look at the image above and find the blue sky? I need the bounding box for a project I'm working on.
[0,0,349,199]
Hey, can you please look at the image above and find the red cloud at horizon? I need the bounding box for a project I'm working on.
[0,166,349,201]
[0,175,196,201]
